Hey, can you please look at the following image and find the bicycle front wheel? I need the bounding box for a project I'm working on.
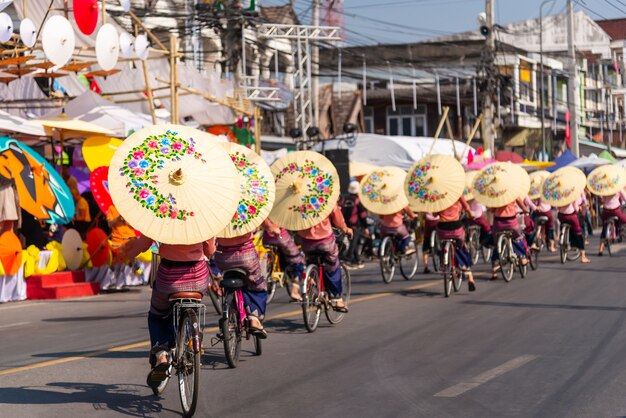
[325,263,351,324]
[498,236,514,282]
[220,296,241,368]
[430,231,440,272]
[207,287,222,316]
[399,245,418,280]
[379,236,395,283]
[607,223,616,257]
[302,265,321,333]
[265,251,278,304]
[442,242,453,297]
[469,230,480,265]
[177,309,200,418]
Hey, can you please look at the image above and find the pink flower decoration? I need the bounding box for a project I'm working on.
[134,168,146,177]
[139,189,150,199]
[170,209,178,219]
[158,204,169,214]
[248,205,257,215]
[237,160,246,169]
[133,150,145,160]
[147,140,158,149]
[172,142,183,151]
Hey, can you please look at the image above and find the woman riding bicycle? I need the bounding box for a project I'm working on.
[121,236,215,387]
[466,197,492,248]
[435,196,477,291]
[380,206,417,255]
[297,205,352,312]
[261,218,305,301]
[598,189,626,256]
[556,192,591,263]
[490,197,530,280]
[532,198,555,252]
[422,212,439,274]
[214,231,269,337]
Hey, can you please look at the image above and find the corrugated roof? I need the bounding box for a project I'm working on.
[260,5,300,25]
[596,18,626,41]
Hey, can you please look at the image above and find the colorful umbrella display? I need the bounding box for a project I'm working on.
[586,165,626,197]
[73,0,99,35]
[359,166,408,215]
[269,151,340,231]
[405,155,465,213]
[528,170,550,200]
[90,166,113,214]
[0,137,74,224]
[82,136,122,172]
[218,143,275,238]
[86,228,111,267]
[109,125,240,245]
[541,166,587,207]
[0,231,22,275]
[472,162,530,208]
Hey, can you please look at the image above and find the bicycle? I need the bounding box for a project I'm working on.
[466,225,492,265]
[528,215,549,270]
[262,244,296,304]
[379,232,418,283]
[439,239,463,297]
[301,237,352,333]
[495,231,527,282]
[149,291,205,418]
[212,269,263,368]
[429,229,440,273]
[558,223,581,264]
[601,216,626,256]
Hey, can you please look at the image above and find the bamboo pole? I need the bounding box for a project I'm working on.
[101,0,106,24]
[254,106,261,153]
[428,106,450,155]
[461,114,483,160]
[444,115,458,160]
[169,34,179,124]
[128,11,168,51]
[134,23,157,124]
[112,92,192,104]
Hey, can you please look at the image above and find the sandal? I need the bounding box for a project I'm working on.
[147,351,171,385]
[248,316,268,339]
[331,299,349,313]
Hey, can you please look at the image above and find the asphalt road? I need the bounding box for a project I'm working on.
[1,237,626,418]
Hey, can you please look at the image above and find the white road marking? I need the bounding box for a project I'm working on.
[434,355,538,398]
[0,321,30,330]
[0,301,49,311]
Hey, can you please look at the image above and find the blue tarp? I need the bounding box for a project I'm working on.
[547,149,577,172]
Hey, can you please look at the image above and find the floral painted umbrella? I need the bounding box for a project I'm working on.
[528,170,550,200]
[586,165,626,197]
[218,143,275,238]
[359,166,408,215]
[108,125,240,245]
[269,150,340,231]
[464,170,479,201]
[472,162,530,208]
[541,166,586,208]
[405,154,465,213]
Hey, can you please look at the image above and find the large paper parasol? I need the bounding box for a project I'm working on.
[62,229,83,271]
[472,162,530,208]
[86,228,111,267]
[0,231,22,275]
[541,166,586,207]
[405,155,465,213]
[82,136,122,171]
[464,171,479,201]
[108,125,240,245]
[90,166,112,214]
[73,0,99,35]
[586,165,626,197]
[359,166,408,215]
[269,151,340,231]
[218,143,275,238]
[0,137,74,224]
[528,170,550,200]
[349,161,378,178]
[34,113,114,138]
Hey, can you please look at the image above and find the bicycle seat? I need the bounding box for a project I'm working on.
[536,216,549,224]
[220,269,246,289]
[607,216,619,223]
[168,291,203,301]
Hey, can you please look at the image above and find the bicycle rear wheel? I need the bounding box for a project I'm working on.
[265,251,278,304]
[399,245,418,280]
[302,265,321,333]
[469,230,480,265]
[176,309,200,418]
[207,287,222,315]
[498,236,514,282]
[430,231,440,272]
[325,263,351,324]
[529,247,538,271]
[442,242,453,297]
[220,295,241,368]
[559,227,568,264]
[607,223,616,257]
[379,236,395,283]
[253,335,262,356]
[481,245,492,264]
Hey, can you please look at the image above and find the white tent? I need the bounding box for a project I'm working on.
[569,153,612,169]
[41,91,165,138]
[0,109,45,136]
[318,134,475,171]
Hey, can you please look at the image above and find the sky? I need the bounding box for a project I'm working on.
[261,0,626,45]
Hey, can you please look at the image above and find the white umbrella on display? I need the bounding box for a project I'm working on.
[569,153,612,170]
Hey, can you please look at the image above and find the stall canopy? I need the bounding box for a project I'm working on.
[0,110,45,136]
[318,134,475,171]
[547,149,577,172]
[28,113,114,138]
[569,153,612,169]
[41,91,161,138]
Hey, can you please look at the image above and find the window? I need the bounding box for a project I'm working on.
[386,105,427,136]
[364,107,374,133]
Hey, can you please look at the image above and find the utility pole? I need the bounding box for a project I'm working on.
[567,0,579,156]
[481,0,496,154]
[311,0,320,127]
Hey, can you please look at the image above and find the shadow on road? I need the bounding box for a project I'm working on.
[42,312,146,322]
[265,317,309,334]
[31,351,146,360]
[400,288,441,298]
[463,300,626,312]
[0,382,179,417]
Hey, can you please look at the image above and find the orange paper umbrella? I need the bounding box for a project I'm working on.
[0,231,22,275]
[207,125,237,143]
[86,228,111,267]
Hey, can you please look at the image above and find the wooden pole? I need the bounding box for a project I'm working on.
[445,116,458,160]
[460,113,483,160]
[428,106,450,155]
[254,106,261,153]
[102,0,106,24]
[169,34,179,124]
[128,11,168,51]
[134,23,156,125]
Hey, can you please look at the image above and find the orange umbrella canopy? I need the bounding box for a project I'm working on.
[0,231,22,275]
[207,125,237,143]
[86,228,111,267]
